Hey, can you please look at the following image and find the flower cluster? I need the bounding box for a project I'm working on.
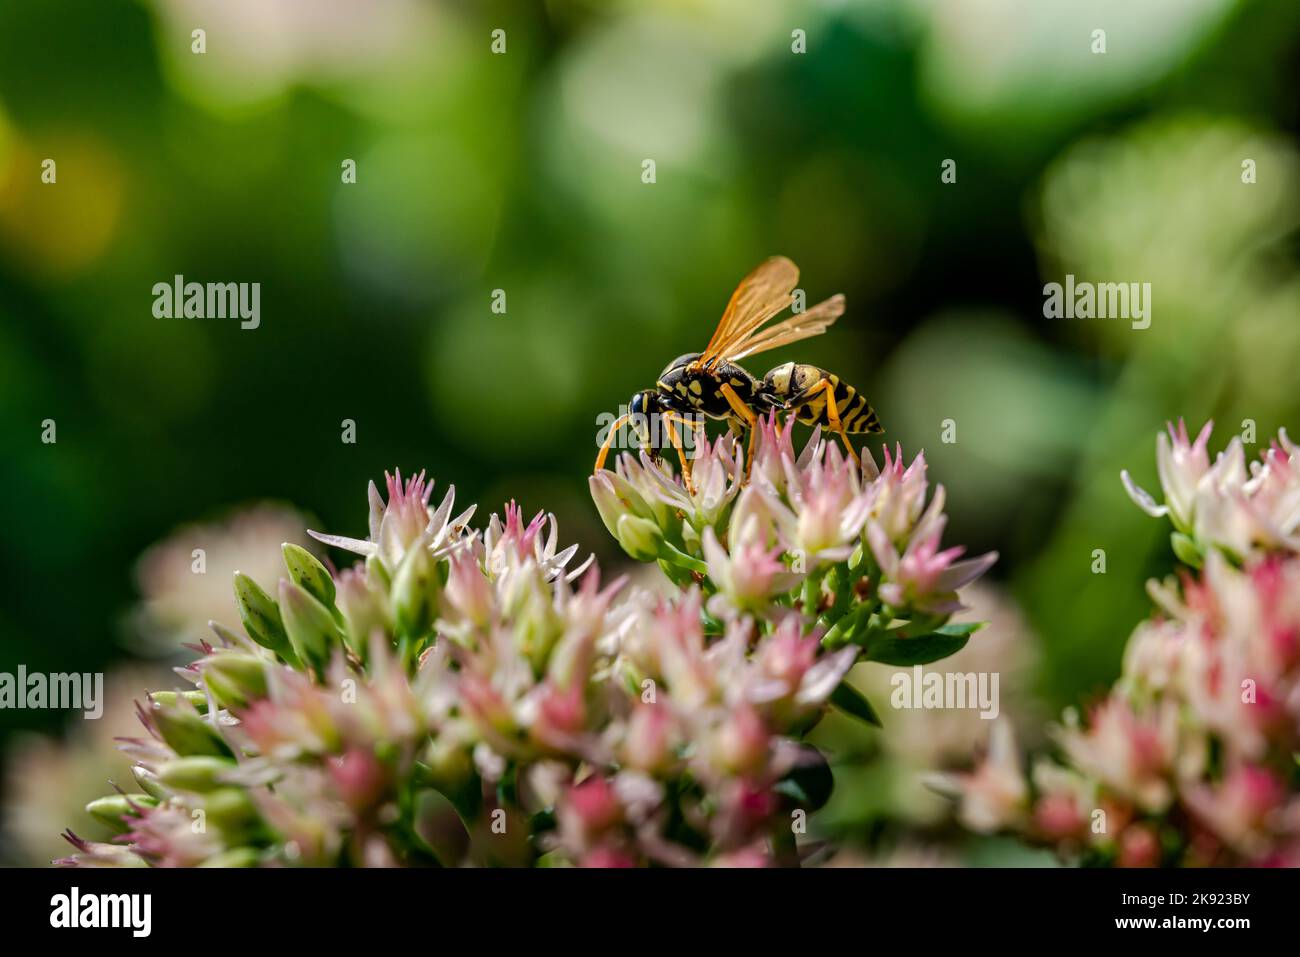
[63,419,993,867]
[1122,420,1300,562]
[591,415,995,628]
[944,422,1300,866]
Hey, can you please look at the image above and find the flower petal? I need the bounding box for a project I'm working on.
[307,530,377,556]
[1120,470,1169,518]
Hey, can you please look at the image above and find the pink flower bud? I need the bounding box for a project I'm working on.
[559,776,624,854]
[1117,824,1161,868]
[329,749,388,812]
[1034,794,1084,840]
[443,549,493,629]
[581,846,637,868]
[624,704,674,773]
[709,705,770,776]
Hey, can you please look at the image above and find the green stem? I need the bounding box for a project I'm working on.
[821,602,871,649]
[800,570,824,617]
[657,558,692,588]
[656,541,709,576]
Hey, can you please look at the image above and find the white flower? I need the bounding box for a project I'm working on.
[309,470,474,570]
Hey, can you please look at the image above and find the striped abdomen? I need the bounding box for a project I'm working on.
[761,362,883,434]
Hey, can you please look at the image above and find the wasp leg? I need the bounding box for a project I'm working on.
[595,413,632,472]
[815,378,860,467]
[718,382,760,482]
[659,411,697,496]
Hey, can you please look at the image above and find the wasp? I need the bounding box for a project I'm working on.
[595,256,883,490]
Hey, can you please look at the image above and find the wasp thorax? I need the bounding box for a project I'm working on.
[656,353,702,394]
[655,353,709,409]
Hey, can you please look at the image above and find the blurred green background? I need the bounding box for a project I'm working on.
[1,0,1297,864]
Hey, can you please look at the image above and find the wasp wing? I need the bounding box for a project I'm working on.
[698,256,800,368]
[723,293,845,364]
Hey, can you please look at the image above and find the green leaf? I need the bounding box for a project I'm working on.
[199,848,261,868]
[616,514,664,562]
[830,679,882,728]
[202,787,259,834]
[147,689,209,713]
[822,563,852,622]
[201,653,268,710]
[132,764,168,801]
[655,539,708,575]
[821,602,871,649]
[278,579,344,675]
[233,572,299,667]
[1170,531,1203,569]
[932,621,985,637]
[865,631,971,666]
[391,542,439,641]
[148,699,234,758]
[700,607,725,637]
[657,558,693,588]
[86,794,156,833]
[158,756,238,793]
[495,763,519,810]
[528,808,557,834]
[774,747,834,811]
[282,543,336,608]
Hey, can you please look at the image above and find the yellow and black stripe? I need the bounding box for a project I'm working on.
[763,362,883,434]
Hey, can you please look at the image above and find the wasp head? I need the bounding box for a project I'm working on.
[628,389,666,458]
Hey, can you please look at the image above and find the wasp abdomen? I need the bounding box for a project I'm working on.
[762,362,882,434]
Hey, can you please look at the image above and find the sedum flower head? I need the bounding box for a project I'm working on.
[593,415,994,623]
[949,421,1300,866]
[1122,420,1300,558]
[63,415,993,867]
